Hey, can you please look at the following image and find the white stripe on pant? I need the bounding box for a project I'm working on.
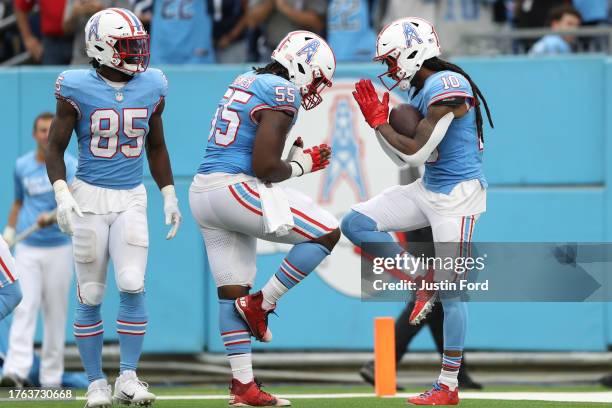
[3,243,73,386]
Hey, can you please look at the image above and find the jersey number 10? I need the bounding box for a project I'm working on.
[90,109,148,158]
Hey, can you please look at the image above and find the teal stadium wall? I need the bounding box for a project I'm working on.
[1,55,611,353]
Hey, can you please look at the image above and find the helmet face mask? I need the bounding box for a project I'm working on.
[111,35,150,73]
[271,31,336,111]
[85,8,150,76]
[374,50,409,91]
[301,68,332,110]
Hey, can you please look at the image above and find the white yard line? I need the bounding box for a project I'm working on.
[74,391,612,403]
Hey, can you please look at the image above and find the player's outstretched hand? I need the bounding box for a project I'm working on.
[287,138,331,177]
[352,79,389,129]
[161,185,182,240]
[52,180,83,236]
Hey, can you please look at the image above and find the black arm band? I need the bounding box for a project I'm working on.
[432,96,467,107]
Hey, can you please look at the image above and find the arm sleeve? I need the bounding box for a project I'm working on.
[426,72,474,108]
[14,167,24,202]
[55,71,83,119]
[249,76,301,124]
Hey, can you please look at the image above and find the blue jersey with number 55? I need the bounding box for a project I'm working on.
[409,70,487,194]
[55,68,168,190]
[198,72,301,176]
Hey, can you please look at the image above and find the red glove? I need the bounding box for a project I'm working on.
[303,144,330,173]
[288,139,331,177]
[352,79,390,129]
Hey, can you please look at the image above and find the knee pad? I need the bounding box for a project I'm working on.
[122,213,149,248]
[340,210,377,245]
[116,268,144,293]
[73,228,97,264]
[78,282,106,306]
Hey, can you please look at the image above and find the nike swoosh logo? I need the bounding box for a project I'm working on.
[121,391,135,399]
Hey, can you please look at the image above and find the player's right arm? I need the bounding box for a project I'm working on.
[46,98,83,235]
[46,99,77,185]
[252,110,331,183]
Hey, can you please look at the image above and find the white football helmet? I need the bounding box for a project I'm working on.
[374,17,441,91]
[271,31,336,110]
[85,8,149,76]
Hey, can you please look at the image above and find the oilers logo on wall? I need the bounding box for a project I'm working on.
[257,79,405,298]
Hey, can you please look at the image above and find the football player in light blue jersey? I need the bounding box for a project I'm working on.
[150,0,215,64]
[190,31,338,406]
[342,17,493,405]
[45,8,181,408]
[328,0,377,62]
[1,112,76,389]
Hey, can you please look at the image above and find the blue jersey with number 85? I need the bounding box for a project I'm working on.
[198,72,301,176]
[55,68,168,190]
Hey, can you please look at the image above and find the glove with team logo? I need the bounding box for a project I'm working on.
[352,79,390,129]
[53,180,83,236]
[161,185,182,240]
[2,226,15,247]
[287,137,331,177]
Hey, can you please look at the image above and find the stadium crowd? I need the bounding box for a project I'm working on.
[0,0,610,65]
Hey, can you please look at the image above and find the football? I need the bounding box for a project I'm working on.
[389,104,423,139]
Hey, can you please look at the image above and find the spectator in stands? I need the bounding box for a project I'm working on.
[529,5,582,55]
[572,0,608,25]
[63,1,129,66]
[210,0,249,63]
[247,0,327,60]
[327,0,377,62]
[150,0,215,64]
[379,0,499,56]
[0,112,76,389]
[14,0,73,64]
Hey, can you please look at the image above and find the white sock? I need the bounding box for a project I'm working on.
[261,276,288,311]
[438,369,459,391]
[228,354,254,384]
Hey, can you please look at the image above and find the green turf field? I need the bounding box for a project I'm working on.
[0,385,610,407]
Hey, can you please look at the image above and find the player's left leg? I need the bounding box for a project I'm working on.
[407,214,477,406]
[39,243,73,387]
[108,205,155,406]
[0,237,21,322]
[230,184,340,342]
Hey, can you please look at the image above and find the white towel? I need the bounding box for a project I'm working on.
[256,179,295,237]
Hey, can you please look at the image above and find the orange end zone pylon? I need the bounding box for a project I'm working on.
[374,317,396,396]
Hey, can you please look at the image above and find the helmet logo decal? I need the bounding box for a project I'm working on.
[296,39,320,64]
[88,13,101,41]
[402,22,423,48]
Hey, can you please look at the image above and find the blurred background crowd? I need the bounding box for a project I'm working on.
[0,0,611,66]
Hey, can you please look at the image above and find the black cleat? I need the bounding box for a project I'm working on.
[458,371,483,390]
[359,361,405,391]
[0,374,25,388]
[601,373,612,388]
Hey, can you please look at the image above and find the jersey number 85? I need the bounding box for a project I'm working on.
[90,108,148,158]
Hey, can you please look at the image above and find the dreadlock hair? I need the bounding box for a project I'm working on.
[422,57,493,143]
[253,61,290,81]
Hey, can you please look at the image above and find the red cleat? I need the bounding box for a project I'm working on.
[407,382,459,405]
[229,379,291,406]
[235,291,273,342]
[409,270,438,325]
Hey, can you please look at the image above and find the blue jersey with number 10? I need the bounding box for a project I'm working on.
[409,70,487,194]
[198,72,301,176]
[55,68,168,190]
